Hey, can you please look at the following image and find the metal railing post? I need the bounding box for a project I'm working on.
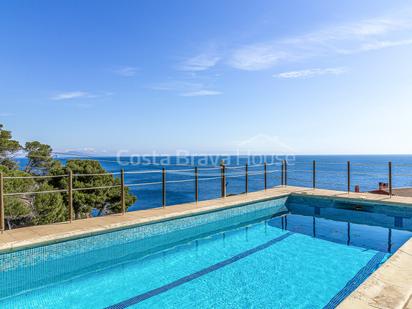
[347,161,351,193]
[245,163,248,194]
[312,160,316,189]
[120,169,125,214]
[68,169,73,222]
[221,163,226,198]
[162,167,166,207]
[195,166,199,203]
[389,161,392,197]
[264,162,267,190]
[0,172,4,232]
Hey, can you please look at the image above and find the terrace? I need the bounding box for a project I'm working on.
[1,161,412,308]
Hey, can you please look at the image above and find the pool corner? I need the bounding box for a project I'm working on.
[338,237,412,309]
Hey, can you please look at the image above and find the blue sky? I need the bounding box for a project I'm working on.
[1,0,412,155]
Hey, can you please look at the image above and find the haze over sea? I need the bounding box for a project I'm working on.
[17,155,412,211]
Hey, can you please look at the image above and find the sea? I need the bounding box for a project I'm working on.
[15,155,412,212]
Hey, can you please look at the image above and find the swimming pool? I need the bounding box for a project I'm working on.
[0,195,411,308]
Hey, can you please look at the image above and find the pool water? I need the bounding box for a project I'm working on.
[0,196,411,308]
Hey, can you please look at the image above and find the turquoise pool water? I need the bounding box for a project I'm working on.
[0,196,410,308]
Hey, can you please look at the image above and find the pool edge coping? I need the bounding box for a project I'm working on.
[337,237,412,309]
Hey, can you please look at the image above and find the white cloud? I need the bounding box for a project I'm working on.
[274,67,347,79]
[148,81,202,92]
[228,11,412,71]
[51,91,90,100]
[358,39,412,52]
[0,112,13,117]
[149,81,221,97]
[179,54,220,71]
[180,90,222,97]
[51,91,113,101]
[114,66,138,77]
[337,17,412,37]
[229,45,287,71]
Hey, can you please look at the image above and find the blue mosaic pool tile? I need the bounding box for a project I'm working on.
[106,232,293,309]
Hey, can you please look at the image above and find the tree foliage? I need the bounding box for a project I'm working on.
[0,124,21,170]
[0,165,35,229]
[24,141,57,175]
[0,123,137,229]
[33,183,67,225]
[51,160,136,219]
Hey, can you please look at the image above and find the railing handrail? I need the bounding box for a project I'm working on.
[4,174,68,179]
